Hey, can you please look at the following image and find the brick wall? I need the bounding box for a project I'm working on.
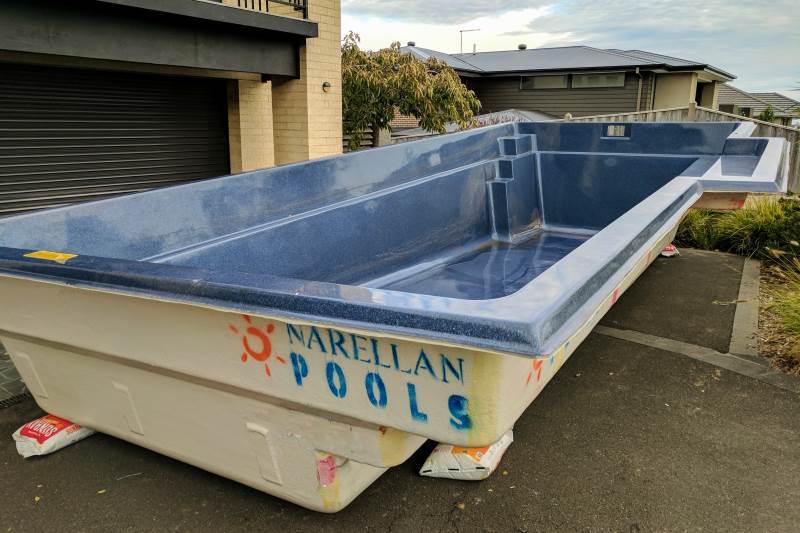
[222,0,343,167]
[272,0,342,164]
[228,79,275,172]
[390,111,420,130]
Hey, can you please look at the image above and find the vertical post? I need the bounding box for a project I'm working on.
[227,80,275,172]
[373,126,392,147]
[687,101,697,121]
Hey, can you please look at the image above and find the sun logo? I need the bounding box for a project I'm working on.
[525,359,544,385]
[228,314,287,378]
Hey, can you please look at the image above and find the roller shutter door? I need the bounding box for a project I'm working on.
[0,63,230,215]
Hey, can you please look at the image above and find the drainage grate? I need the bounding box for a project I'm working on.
[1,343,28,404]
[0,392,31,410]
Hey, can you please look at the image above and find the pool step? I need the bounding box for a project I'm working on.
[488,135,542,243]
[498,133,537,156]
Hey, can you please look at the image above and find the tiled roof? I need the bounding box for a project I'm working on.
[750,92,800,112]
[718,85,796,117]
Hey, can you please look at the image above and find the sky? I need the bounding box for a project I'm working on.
[341,0,800,101]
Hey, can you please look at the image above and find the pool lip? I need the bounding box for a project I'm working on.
[0,176,702,359]
[0,121,788,359]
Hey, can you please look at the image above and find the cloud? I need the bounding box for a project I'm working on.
[521,0,800,91]
[342,0,552,25]
[342,6,559,53]
[343,0,800,93]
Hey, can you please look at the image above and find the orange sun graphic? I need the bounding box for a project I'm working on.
[228,314,287,377]
[525,359,544,385]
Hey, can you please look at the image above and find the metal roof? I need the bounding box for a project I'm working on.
[606,49,735,79]
[392,109,554,138]
[450,46,657,73]
[400,44,735,80]
[400,46,483,73]
[607,49,700,68]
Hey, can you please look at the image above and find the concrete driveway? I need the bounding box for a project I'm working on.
[2,250,799,532]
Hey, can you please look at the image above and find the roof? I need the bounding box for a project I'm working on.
[450,46,656,73]
[393,109,553,137]
[606,49,735,79]
[718,85,797,117]
[399,44,735,80]
[400,46,483,73]
[750,92,800,113]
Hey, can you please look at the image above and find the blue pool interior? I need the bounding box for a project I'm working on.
[375,229,592,299]
[0,121,774,302]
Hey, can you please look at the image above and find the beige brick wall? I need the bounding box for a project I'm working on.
[272,0,343,165]
[228,79,275,172]
[222,0,343,167]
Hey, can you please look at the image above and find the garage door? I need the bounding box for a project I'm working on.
[0,63,230,215]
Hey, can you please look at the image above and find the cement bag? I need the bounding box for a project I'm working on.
[13,414,94,458]
[419,429,513,480]
[660,244,680,257]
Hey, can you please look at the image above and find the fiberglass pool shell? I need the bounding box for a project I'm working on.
[0,121,788,359]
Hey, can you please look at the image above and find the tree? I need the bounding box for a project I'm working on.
[342,32,481,150]
[757,104,776,123]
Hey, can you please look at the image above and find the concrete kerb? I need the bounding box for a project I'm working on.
[729,257,761,358]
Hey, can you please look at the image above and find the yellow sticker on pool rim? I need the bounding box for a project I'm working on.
[24,250,78,264]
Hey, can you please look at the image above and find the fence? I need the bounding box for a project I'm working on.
[561,103,799,192]
[215,0,308,18]
[342,127,375,152]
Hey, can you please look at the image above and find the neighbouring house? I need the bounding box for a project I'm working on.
[718,85,799,126]
[0,0,342,215]
[400,44,734,120]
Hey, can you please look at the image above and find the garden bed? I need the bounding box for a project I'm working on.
[675,195,800,374]
[759,263,800,374]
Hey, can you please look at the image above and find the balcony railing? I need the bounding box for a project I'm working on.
[212,0,308,19]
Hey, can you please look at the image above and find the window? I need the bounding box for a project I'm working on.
[572,72,626,88]
[520,75,568,90]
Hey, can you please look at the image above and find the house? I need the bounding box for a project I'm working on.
[718,85,799,126]
[400,44,735,120]
[0,0,342,215]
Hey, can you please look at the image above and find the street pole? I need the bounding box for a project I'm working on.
[459,28,480,54]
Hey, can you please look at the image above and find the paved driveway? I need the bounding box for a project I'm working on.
[2,250,799,532]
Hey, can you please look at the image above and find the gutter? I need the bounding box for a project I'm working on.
[469,63,664,77]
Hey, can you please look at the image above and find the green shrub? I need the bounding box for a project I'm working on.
[674,208,722,250]
[676,196,800,260]
[715,196,800,257]
[776,257,800,338]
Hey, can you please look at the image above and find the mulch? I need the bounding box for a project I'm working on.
[759,264,800,375]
